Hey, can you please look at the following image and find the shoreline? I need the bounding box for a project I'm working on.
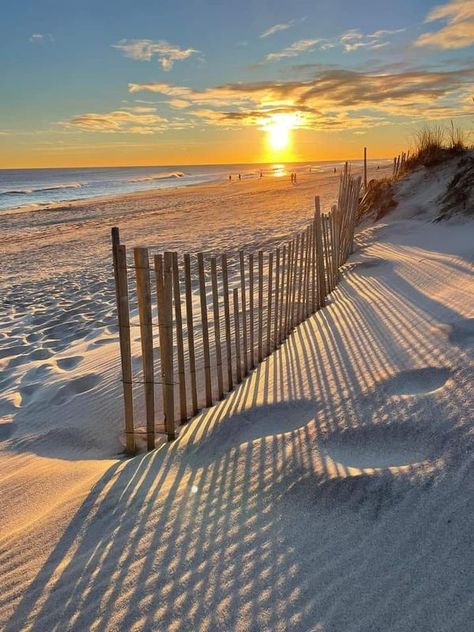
[0,158,392,217]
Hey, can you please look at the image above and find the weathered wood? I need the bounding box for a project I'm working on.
[239,251,249,376]
[291,233,300,328]
[258,250,264,362]
[197,252,212,407]
[162,252,176,439]
[273,247,280,349]
[364,147,367,192]
[284,240,293,336]
[183,254,198,415]
[211,256,224,400]
[266,251,273,356]
[314,196,327,307]
[134,247,155,450]
[172,252,187,423]
[248,253,255,369]
[322,214,332,291]
[279,245,286,344]
[113,240,135,454]
[221,254,233,391]
[296,232,305,324]
[233,288,242,383]
[302,226,311,318]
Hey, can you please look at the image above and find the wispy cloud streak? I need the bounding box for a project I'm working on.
[415,0,474,49]
[113,39,199,70]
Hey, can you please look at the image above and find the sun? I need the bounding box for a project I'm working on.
[264,113,299,154]
[268,124,290,150]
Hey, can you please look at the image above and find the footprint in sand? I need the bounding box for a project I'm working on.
[319,425,432,470]
[51,374,101,406]
[190,400,318,465]
[0,422,14,441]
[354,258,392,276]
[448,318,474,350]
[382,367,450,397]
[56,356,83,371]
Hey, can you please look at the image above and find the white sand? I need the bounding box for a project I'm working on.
[0,159,473,631]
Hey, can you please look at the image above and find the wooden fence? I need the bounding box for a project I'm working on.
[112,167,361,454]
[393,151,409,177]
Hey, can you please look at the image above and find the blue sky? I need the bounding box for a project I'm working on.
[0,0,473,166]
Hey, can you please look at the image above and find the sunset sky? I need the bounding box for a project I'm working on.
[1,0,473,167]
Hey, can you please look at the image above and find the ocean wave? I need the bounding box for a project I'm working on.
[0,182,83,196]
[129,171,185,183]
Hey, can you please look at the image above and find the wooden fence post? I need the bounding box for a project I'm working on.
[266,251,273,356]
[221,254,233,391]
[172,252,187,424]
[279,245,286,344]
[197,252,213,407]
[134,247,155,450]
[111,230,135,455]
[363,147,367,192]
[233,288,242,383]
[183,254,198,415]
[248,253,255,369]
[273,247,280,349]
[284,240,293,336]
[239,251,249,376]
[258,250,264,362]
[162,252,176,439]
[211,256,224,400]
[297,232,305,324]
[291,233,300,328]
[314,197,326,308]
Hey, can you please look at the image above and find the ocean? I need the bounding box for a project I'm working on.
[0,160,380,212]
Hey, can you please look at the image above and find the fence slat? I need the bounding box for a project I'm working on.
[233,288,242,383]
[134,247,155,450]
[266,251,273,356]
[172,252,187,424]
[284,240,293,336]
[297,232,305,324]
[163,252,176,439]
[273,247,280,349]
[239,251,249,376]
[183,254,198,415]
[197,252,212,407]
[248,253,255,370]
[112,240,135,454]
[221,254,233,391]
[314,197,326,308]
[279,245,286,344]
[258,250,264,362]
[211,256,224,400]
[291,234,300,329]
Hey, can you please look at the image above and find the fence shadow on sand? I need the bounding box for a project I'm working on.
[7,234,473,631]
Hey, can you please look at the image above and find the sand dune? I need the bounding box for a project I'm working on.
[0,160,473,631]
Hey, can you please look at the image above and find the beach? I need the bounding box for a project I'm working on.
[1,158,473,631]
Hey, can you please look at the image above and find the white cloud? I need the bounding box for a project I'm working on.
[60,108,168,134]
[29,33,53,43]
[265,38,321,61]
[339,29,393,52]
[112,39,199,70]
[260,20,296,39]
[415,0,474,49]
